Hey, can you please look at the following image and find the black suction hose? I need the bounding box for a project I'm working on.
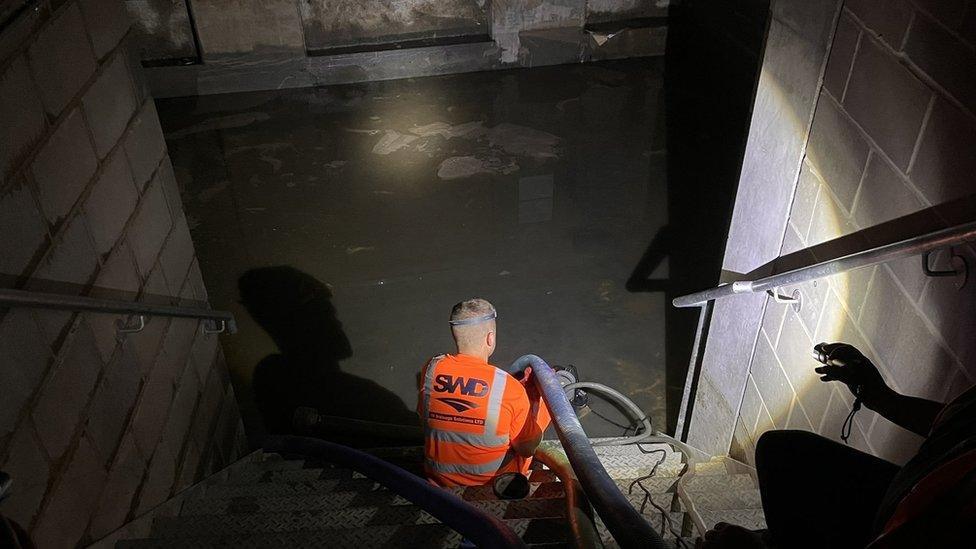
[508,354,668,549]
[264,435,526,549]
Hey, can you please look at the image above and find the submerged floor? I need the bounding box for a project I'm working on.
[158,59,671,443]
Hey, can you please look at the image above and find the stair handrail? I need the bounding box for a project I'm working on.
[673,220,976,308]
[509,354,668,549]
[0,287,237,333]
[263,435,527,549]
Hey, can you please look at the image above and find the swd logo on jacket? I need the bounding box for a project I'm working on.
[433,374,489,413]
[433,375,489,396]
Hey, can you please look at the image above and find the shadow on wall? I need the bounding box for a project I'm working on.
[238,266,418,446]
[626,0,771,433]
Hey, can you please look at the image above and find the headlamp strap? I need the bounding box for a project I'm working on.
[449,311,497,326]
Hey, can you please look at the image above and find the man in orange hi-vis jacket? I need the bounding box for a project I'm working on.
[418,298,552,487]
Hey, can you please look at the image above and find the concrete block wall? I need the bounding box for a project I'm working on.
[731,0,976,466]
[0,1,246,546]
[684,0,843,457]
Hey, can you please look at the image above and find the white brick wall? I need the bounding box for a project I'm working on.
[0,2,246,546]
[733,0,976,467]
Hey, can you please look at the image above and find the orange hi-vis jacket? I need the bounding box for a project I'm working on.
[418,353,551,487]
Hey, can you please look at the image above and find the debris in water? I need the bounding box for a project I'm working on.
[166,112,270,138]
[346,246,375,255]
[437,156,519,180]
[372,130,420,155]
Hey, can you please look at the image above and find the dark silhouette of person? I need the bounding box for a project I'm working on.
[239,266,418,446]
[702,342,976,549]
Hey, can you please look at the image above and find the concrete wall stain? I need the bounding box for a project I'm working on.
[124,0,197,61]
[299,0,488,50]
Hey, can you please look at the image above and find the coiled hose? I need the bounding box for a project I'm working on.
[564,381,699,464]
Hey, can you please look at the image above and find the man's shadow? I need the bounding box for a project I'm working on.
[239,266,419,446]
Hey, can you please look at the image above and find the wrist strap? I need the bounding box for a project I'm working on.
[841,395,862,444]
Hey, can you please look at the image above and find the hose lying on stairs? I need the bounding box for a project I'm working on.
[508,354,669,549]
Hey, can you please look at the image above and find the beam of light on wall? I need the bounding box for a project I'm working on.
[737,64,858,435]
[772,162,855,434]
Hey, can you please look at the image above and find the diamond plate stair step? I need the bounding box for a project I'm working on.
[698,509,767,531]
[601,462,685,480]
[613,476,679,494]
[218,467,336,485]
[681,473,756,493]
[144,516,570,545]
[692,459,734,476]
[621,491,678,511]
[152,503,572,539]
[179,490,570,519]
[683,488,762,511]
[118,524,464,548]
[594,511,688,543]
[199,479,349,499]
[596,449,686,479]
[191,478,567,512]
[224,459,308,480]
[590,443,680,457]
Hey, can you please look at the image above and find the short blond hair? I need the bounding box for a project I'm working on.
[450,298,496,349]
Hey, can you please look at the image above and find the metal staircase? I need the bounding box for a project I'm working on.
[108,439,766,548]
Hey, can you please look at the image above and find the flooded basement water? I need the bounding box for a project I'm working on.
[157,58,673,444]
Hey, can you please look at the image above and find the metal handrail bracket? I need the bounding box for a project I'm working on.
[0,288,237,334]
[673,220,976,308]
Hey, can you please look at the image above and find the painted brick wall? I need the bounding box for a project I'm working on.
[0,1,246,546]
[733,0,976,466]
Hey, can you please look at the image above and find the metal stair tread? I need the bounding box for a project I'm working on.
[179,490,570,519]
[613,476,679,494]
[682,487,762,511]
[117,524,464,548]
[143,515,570,544]
[215,467,337,485]
[152,504,571,538]
[229,458,307,475]
[698,509,767,531]
[192,478,566,510]
[681,473,756,493]
[199,479,347,499]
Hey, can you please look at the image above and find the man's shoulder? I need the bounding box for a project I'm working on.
[499,370,529,404]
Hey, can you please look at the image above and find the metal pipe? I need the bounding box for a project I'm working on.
[673,220,976,307]
[0,288,237,333]
[508,355,667,549]
[263,435,527,549]
[533,446,603,549]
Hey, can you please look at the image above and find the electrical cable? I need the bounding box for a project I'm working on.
[584,406,634,433]
[626,445,691,548]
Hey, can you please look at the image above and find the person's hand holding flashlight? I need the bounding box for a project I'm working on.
[812,342,891,410]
